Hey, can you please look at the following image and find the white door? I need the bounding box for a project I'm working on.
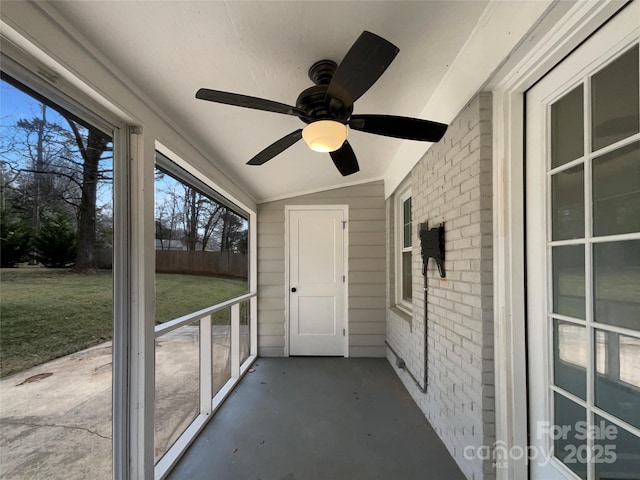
[287,206,347,356]
[526,3,640,479]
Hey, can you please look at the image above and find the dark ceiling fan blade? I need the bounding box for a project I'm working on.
[326,31,399,110]
[196,88,305,117]
[330,141,360,176]
[246,129,303,166]
[349,114,448,142]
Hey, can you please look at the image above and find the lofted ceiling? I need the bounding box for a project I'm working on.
[50,0,491,202]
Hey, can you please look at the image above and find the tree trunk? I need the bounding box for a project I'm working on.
[69,123,109,272]
[200,205,222,251]
[29,104,46,265]
[220,208,231,252]
[185,187,198,251]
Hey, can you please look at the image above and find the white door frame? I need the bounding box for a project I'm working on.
[490,1,629,479]
[526,7,639,480]
[284,204,349,357]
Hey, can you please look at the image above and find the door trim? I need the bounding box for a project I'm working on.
[284,205,349,358]
[526,7,639,479]
[490,1,630,479]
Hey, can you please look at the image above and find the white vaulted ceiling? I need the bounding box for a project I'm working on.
[44,0,537,202]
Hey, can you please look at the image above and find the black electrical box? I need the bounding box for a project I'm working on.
[418,223,445,278]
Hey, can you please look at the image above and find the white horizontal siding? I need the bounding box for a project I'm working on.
[257,180,386,357]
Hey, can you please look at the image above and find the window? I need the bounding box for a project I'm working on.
[396,185,412,311]
[0,74,116,478]
[547,47,640,478]
[528,41,640,479]
[153,152,253,469]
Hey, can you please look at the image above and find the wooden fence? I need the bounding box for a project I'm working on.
[155,250,248,278]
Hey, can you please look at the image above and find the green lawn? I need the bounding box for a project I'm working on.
[0,267,247,377]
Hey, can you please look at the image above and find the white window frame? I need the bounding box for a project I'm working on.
[0,42,132,479]
[152,146,258,480]
[395,181,413,313]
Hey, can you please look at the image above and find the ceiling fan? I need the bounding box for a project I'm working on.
[196,31,448,176]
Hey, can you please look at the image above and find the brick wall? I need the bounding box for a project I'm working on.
[386,92,494,480]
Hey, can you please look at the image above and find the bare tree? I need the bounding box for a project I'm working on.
[1,94,112,270]
[154,168,247,255]
[7,104,77,262]
[199,202,223,251]
[67,120,110,271]
[178,184,225,252]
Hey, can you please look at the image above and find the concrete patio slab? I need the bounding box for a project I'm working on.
[0,343,113,480]
[0,328,235,480]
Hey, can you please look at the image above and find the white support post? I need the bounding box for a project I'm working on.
[200,315,212,414]
[125,129,156,480]
[250,296,258,356]
[231,304,240,379]
[99,114,129,480]
[249,209,258,359]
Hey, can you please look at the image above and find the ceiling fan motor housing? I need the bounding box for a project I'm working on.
[296,60,353,124]
[308,59,337,85]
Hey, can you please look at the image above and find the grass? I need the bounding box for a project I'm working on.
[154,272,247,323]
[0,267,247,377]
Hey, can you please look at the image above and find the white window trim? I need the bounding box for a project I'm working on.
[395,181,412,313]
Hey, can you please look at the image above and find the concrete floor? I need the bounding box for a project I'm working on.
[168,357,465,480]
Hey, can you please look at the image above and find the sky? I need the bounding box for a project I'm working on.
[1,80,68,129]
[1,78,248,241]
[1,78,114,212]
[1,80,30,120]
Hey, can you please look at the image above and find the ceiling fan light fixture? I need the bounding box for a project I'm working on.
[302,120,348,152]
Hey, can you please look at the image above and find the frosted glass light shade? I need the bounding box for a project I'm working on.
[302,120,348,152]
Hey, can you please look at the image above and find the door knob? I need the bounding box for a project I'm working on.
[291,287,297,293]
